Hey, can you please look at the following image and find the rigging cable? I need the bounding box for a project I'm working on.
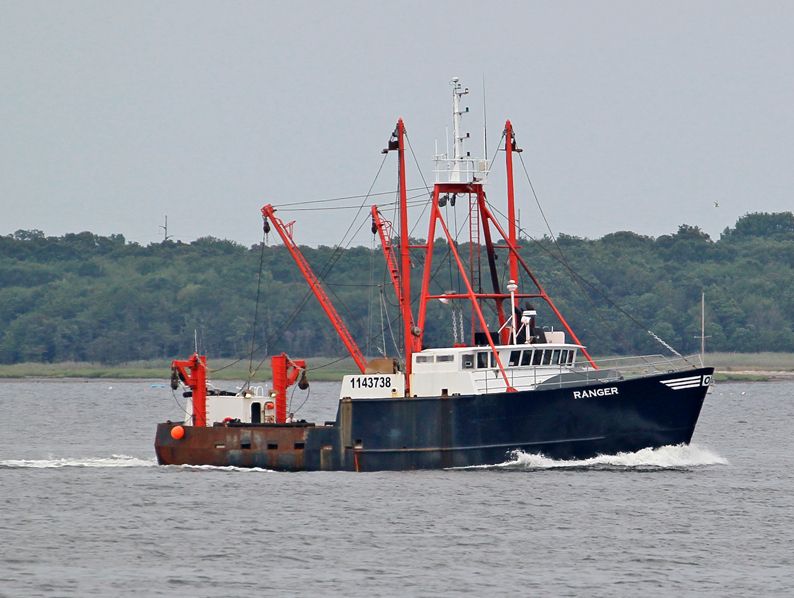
[404,132,434,238]
[245,228,269,387]
[246,210,374,380]
[487,198,687,360]
[366,232,376,358]
[515,151,684,357]
[270,187,430,209]
[381,287,402,360]
[377,286,387,357]
[289,384,312,416]
[170,388,191,419]
[310,291,403,373]
[245,153,391,380]
[278,192,431,212]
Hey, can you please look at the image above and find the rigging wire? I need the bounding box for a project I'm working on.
[404,133,434,238]
[308,291,403,373]
[278,194,431,212]
[270,187,430,208]
[213,133,509,377]
[517,152,567,263]
[486,196,687,360]
[245,229,269,387]
[314,153,390,277]
[213,155,391,376]
[289,384,312,416]
[514,151,684,356]
[245,211,374,380]
[245,154,391,380]
[366,232,376,358]
[381,288,402,360]
[377,286,387,357]
[322,214,376,323]
[171,388,191,418]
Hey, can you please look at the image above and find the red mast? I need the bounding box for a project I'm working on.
[381,120,416,394]
[396,119,416,383]
[263,78,596,392]
[505,120,520,285]
[411,78,597,371]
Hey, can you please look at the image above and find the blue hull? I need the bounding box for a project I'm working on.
[155,368,713,471]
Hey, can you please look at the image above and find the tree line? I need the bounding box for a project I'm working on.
[1,212,792,365]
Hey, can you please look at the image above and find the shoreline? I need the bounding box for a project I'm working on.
[714,370,794,382]
[0,359,791,383]
[0,359,356,382]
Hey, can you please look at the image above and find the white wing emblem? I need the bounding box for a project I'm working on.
[661,375,711,390]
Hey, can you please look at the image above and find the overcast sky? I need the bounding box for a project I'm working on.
[2,1,792,248]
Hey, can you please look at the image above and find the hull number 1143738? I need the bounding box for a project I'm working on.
[350,376,392,389]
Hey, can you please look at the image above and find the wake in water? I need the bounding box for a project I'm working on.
[0,455,277,473]
[0,455,157,469]
[1,445,727,472]
[174,464,274,473]
[458,443,728,471]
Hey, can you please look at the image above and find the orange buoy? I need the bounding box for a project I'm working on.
[170,425,185,440]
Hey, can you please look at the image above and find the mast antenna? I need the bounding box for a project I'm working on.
[693,291,710,364]
[450,76,469,183]
[160,215,172,242]
[482,74,488,160]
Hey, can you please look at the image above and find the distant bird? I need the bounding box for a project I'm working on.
[714,201,720,208]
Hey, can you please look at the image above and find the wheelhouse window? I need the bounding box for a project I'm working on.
[416,355,434,364]
[567,351,576,365]
[532,350,543,366]
[559,350,568,365]
[437,354,454,363]
[462,354,474,369]
[552,350,561,365]
[509,350,521,367]
[477,352,489,369]
[542,350,553,365]
[521,350,533,366]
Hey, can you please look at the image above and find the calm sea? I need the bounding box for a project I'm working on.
[1,378,792,597]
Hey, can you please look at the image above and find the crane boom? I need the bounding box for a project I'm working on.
[370,205,415,333]
[261,204,368,373]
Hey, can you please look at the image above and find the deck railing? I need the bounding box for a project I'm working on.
[472,353,705,393]
[587,353,703,377]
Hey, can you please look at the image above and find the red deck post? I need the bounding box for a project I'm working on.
[271,353,307,423]
[171,354,208,427]
[271,354,287,424]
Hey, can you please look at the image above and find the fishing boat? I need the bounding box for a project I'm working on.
[155,78,713,471]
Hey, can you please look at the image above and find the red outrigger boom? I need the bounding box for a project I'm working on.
[261,204,368,374]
